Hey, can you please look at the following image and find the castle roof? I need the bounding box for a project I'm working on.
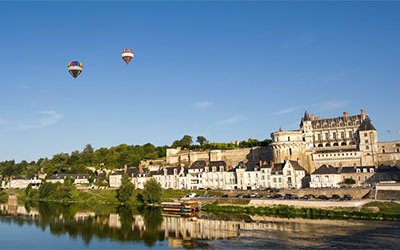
[359,117,376,131]
[303,110,311,121]
[310,114,362,129]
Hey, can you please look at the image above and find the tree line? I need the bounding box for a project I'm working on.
[0,136,271,178]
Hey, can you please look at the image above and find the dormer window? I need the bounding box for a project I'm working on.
[370,168,374,173]
[356,169,361,173]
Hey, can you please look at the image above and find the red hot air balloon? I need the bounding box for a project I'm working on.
[121,49,134,65]
[68,61,83,78]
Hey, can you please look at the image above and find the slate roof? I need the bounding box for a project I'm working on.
[376,166,400,173]
[311,114,362,129]
[289,161,306,171]
[359,117,376,131]
[312,165,339,175]
[190,160,207,169]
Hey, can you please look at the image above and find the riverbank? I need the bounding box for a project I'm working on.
[1,188,222,205]
[202,201,400,221]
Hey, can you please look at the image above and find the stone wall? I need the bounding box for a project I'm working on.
[166,147,272,169]
[377,152,400,166]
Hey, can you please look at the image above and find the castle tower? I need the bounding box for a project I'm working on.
[358,114,378,166]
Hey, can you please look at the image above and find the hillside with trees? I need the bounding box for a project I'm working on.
[0,136,271,179]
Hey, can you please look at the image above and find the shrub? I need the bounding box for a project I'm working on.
[117,173,135,203]
[344,178,356,184]
[139,178,163,204]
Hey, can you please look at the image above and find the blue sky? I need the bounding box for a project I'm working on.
[0,1,399,162]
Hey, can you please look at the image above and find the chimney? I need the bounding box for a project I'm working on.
[270,161,274,169]
[310,114,315,120]
[124,165,127,173]
[343,112,348,119]
[259,160,262,167]
[361,109,365,121]
[284,156,288,162]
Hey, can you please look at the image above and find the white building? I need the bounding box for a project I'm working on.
[310,165,342,188]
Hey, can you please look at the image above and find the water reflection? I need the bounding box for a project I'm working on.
[1,202,400,249]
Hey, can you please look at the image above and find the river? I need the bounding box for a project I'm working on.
[0,202,400,249]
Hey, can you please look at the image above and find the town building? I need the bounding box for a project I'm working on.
[47,174,90,184]
[310,165,342,188]
[340,166,375,187]
[7,175,42,189]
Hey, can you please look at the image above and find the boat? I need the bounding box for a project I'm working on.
[161,202,199,215]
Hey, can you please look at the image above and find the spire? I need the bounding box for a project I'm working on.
[279,127,283,132]
[303,110,311,121]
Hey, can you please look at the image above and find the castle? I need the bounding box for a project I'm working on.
[270,109,400,173]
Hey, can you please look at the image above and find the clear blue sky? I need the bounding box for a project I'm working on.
[0,1,399,162]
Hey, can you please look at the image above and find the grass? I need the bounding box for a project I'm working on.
[362,201,400,214]
[202,202,400,221]
[1,188,201,205]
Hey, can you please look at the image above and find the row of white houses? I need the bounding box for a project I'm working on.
[109,160,309,190]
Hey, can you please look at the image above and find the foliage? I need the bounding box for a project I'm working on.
[38,181,79,201]
[344,178,356,184]
[0,143,168,178]
[196,136,208,145]
[25,183,32,196]
[139,179,163,204]
[0,190,8,203]
[0,136,270,179]
[171,135,193,148]
[117,173,135,203]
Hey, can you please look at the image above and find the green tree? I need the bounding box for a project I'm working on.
[196,136,208,145]
[344,178,356,184]
[83,144,94,154]
[25,183,32,196]
[117,173,135,203]
[139,179,163,204]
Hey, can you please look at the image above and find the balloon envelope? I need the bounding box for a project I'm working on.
[121,49,134,65]
[68,61,83,78]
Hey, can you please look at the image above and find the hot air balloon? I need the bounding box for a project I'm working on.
[68,61,83,78]
[121,49,134,65]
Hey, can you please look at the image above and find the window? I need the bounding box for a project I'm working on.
[324,176,329,182]
[382,149,386,153]
[287,171,291,175]
[366,146,370,150]
[273,177,276,183]
[341,132,345,139]
[356,169,361,173]
[325,133,329,140]
[288,136,290,141]
[333,132,337,139]
[365,140,369,143]
[358,176,361,181]
[370,169,374,173]
[318,134,321,140]
[316,176,320,182]
[278,177,282,183]
[363,168,367,173]
[364,133,367,136]
[364,176,368,180]
[289,148,292,156]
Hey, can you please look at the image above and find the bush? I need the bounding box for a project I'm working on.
[117,173,135,203]
[344,178,356,184]
[139,178,163,204]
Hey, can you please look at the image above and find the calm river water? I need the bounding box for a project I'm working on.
[1,202,400,249]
